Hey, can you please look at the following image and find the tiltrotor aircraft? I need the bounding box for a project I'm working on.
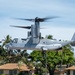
[5,17,75,51]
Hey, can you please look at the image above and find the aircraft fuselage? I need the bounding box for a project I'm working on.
[5,38,72,50]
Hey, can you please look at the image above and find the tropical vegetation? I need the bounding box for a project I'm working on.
[0,35,74,75]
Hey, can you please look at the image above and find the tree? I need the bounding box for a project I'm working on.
[46,50,60,75]
[0,45,7,56]
[61,46,74,65]
[45,35,53,39]
[0,35,11,57]
[29,46,74,75]
[29,51,45,75]
[18,61,24,71]
[2,35,11,47]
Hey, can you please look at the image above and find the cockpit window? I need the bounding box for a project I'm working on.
[12,38,18,43]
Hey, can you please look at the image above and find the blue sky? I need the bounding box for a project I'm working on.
[0,0,75,41]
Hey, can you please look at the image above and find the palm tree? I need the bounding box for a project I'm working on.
[18,61,24,71]
[2,35,11,47]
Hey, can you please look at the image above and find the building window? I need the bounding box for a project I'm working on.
[0,70,3,74]
[73,70,75,75]
[19,71,29,75]
[9,70,17,75]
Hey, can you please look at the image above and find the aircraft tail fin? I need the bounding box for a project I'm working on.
[71,33,75,46]
[71,33,75,41]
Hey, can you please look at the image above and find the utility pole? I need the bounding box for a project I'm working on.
[42,50,47,75]
[60,50,63,75]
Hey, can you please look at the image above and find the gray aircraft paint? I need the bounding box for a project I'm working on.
[5,17,75,51]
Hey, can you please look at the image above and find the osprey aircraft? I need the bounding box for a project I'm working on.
[5,17,75,51]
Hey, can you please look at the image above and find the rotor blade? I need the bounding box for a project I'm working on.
[10,25,45,30]
[13,18,35,22]
[13,16,59,22]
[38,16,59,22]
[43,16,59,20]
[10,25,31,29]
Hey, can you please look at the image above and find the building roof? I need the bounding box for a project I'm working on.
[65,66,75,70]
[0,63,30,71]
